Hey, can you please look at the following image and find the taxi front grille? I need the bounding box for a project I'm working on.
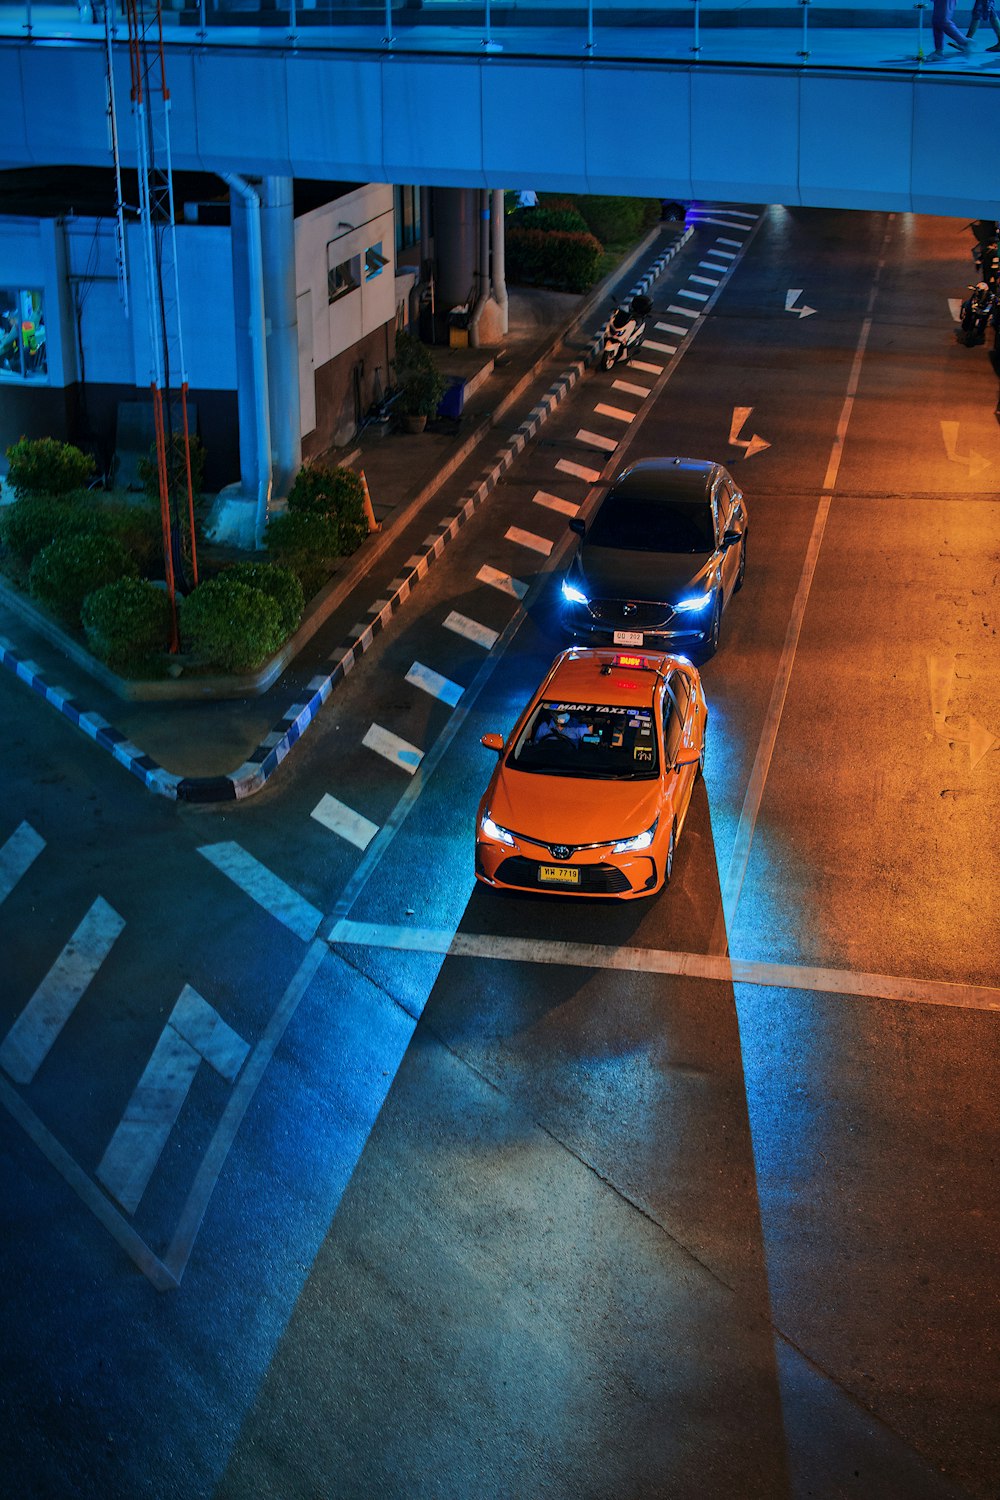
[496,857,633,894]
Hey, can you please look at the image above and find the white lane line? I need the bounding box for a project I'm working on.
[656,321,690,336]
[576,429,619,453]
[667,304,700,319]
[443,610,500,649]
[630,359,663,376]
[677,288,710,302]
[556,458,602,483]
[97,986,249,1215]
[718,236,744,246]
[717,209,758,218]
[691,274,720,287]
[505,525,554,555]
[0,897,125,1085]
[594,403,636,424]
[533,490,579,516]
[711,249,737,260]
[0,821,45,906]
[327,922,1000,1014]
[311,793,379,851]
[363,723,425,776]
[642,339,678,355]
[405,660,464,707]
[477,564,528,600]
[694,219,750,231]
[699,260,727,271]
[612,378,652,399]
[197,842,322,942]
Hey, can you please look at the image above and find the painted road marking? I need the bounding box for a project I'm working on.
[97,986,249,1215]
[326,921,1000,1015]
[311,793,379,850]
[0,897,125,1085]
[678,288,710,302]
[941,420,991,478]
[630,359,663,376]
[711,249,737,260]
[197,842,322,942]
[576,429,618,453]
[533,489,579,516]
[785,288,817,319]
[699,260,726,271]
[667,304,700,319]
[363,723,425,776]
[443,610,500,650]
[691,274,720,287]
[477,564,528,600]
[0,821,44,906]
[642,339,677,355]
[505,525,553,555]
[612,378,652,399]
[405,660,464,707]
[718,236,744,247]
[556,458,602,483]
[729,406,771,459]
[594,403,635,424]
[656,321,689,336]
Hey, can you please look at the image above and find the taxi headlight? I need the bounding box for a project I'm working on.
[612,818,658,854]
[481,813,515,847]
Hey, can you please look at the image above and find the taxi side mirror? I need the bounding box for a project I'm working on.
[481,732,504,752]
[675,752,701,769]
[569,517,585,536]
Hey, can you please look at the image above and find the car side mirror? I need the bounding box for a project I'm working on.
[675,753,701,769]
[481,732,504,753]
[569,517,585,536]
[722,529,741,547]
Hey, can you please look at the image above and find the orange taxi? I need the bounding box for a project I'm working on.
[475,646,707,899]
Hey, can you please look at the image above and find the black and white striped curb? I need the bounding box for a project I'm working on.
[1,228,694,806]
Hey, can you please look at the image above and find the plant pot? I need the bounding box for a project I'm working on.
[403,414,428,434]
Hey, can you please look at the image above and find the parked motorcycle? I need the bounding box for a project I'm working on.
[601,294,652,371]
[958,281,997,346]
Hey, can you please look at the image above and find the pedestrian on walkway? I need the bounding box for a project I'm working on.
[966,0,1000,49]
[928,0,971,55]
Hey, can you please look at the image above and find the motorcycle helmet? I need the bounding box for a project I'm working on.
[610,309,629,331]
[630,294,652,316]
[977,281,989,293]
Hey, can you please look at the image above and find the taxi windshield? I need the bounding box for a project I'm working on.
[510,701,659,779]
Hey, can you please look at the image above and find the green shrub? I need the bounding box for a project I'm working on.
[81,577,172,673]
[91,501,162,573]
[179,578,284,674]
[392,333,447,417]
[219,561,304,638]
[4,437,95,499]
[29,534,137,624]
[572,195,661,246]
[512,206,591,236]
[0,492,162,575]
[265,511,343,600]
[506,227,604,293]
[287,464,364,521]
[0,495,82,566]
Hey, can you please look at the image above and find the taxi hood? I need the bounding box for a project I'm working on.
[490,766,661,845]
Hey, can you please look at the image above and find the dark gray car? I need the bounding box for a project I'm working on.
[560,456,748,656]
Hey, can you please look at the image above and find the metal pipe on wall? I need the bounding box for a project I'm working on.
[222,172,272,548]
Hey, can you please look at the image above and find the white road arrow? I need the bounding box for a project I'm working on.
[729,407,771,459]
[785,288,817,319]
[940,420,991,479]
[927,654,1000,771]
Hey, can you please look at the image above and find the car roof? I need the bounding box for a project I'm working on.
[607,457,720,505]
[541,648,685,710]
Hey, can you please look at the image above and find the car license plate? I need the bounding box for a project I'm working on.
[538,865,580,886]
[614,630,643,646]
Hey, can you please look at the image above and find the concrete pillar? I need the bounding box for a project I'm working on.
[259,175,301,498]
[228,188,259,500]
[431,187,478,312]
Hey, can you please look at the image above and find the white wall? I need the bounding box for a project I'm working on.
[293,182,396,382]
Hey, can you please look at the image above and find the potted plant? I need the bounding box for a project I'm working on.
[392,332,447,434]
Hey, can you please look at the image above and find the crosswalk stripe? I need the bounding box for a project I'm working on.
[505,525,553,555]
[577,429,619,453]
[630,359,663,376]
[97,986,249,1215]
[678,288,710,302]
[656,321,689,336]
[612,378,652,398]
[699,260,726,271]
[533,489,579,516]
[712,248,737,259]
[642,339,677,355]
[311,793,379,850]
[363,723,425,776]
[0,896,125,1084]
[556,458,602,483]
[594,403,635,424]
[477,564,528,600]
[691,274,720,287]
[0,821,44,906]
[198,842,322,941]
[667,304,700,319]
[718,236,744,247]
[443,610,500,649]
[406,660,464,706]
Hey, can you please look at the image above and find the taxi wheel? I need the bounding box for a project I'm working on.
[664,822,677,885]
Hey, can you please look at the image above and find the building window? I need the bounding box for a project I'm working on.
[365,243,388,281]
[0,288,47,380]
[393,185,420,253]
[328,256,361,304]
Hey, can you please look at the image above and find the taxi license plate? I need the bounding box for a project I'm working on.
[538,865,581,886]
[614,630,643,646]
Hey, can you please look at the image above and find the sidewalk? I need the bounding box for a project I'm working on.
[0,224,692,801]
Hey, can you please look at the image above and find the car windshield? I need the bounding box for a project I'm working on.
[586,492,716,554]
[509,701,659,779]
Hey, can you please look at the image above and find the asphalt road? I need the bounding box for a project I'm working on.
[1,205,998,1500]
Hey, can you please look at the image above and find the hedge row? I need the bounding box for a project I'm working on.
[505,227,604,294]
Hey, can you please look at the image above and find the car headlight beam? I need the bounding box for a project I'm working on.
[612,818,658,854]
[673,591,714,614]
[481,813,515,847]
[561,579,589,606]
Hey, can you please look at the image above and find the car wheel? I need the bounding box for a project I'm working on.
[663,822,677,885]
[706,594,722,656]
[734,533,747,593]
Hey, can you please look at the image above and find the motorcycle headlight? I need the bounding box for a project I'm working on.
[673,592,714,614]
[480,813,515,847]
[561,579,589,606]
[612,819,658,855]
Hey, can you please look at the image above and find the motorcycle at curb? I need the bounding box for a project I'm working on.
[958,281,997,347]
[601,294,652,371]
